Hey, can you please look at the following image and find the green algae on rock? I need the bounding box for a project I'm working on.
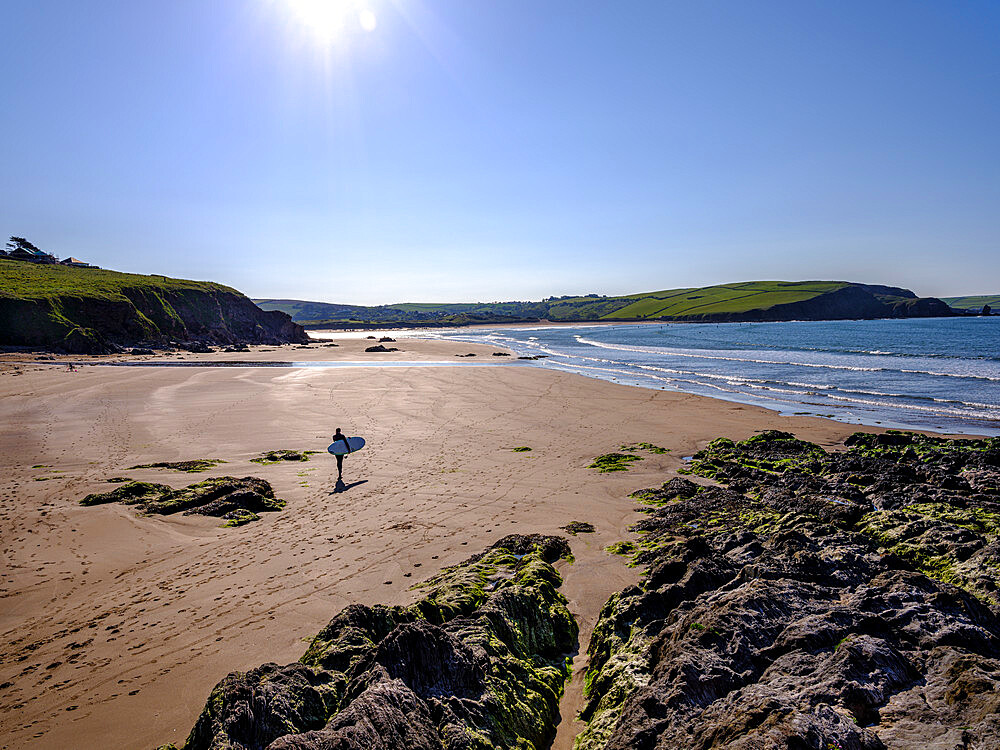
[250,449,320,465]
[172,534,578,750]
[576,430,1000,749]
[678,429,1000,604]
[80,481,172,506]
[628,477,702,507]
[589,453,642,473]
[79,476,284,527]
[221,509,261,527]
[512,446,532,452]
[128,459,225,473]
[620,442,669,454]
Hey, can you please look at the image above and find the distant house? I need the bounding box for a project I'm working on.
[60,257,96,268]
[7,247,57,264]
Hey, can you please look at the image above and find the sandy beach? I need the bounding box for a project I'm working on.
[1,337,875,750]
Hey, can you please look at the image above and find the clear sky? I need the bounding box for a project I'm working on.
[2,1,998,304]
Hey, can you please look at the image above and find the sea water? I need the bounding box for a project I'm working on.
[432,317,1000,436]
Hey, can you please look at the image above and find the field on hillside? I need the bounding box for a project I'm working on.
[600,281,849,319]
[0,259,236,301]
[941,295,1000,311]
[257,280,860,324]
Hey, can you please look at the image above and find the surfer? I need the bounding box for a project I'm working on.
[331,427,351,480]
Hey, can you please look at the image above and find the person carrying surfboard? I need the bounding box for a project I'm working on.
[331,427,351,480]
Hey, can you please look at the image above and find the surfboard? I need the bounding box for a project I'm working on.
[328,436,365,455]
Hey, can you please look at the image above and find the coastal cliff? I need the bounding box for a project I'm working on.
[650,283,956,323]
[0,259,308,353]
[257,280,956,329]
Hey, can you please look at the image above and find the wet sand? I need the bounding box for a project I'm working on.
[1,338,867,750]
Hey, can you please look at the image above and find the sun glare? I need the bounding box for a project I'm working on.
[287,0,377,40]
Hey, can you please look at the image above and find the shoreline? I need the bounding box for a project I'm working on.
[0,337,986,749]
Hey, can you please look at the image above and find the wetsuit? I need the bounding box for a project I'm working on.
[332,433,350,477]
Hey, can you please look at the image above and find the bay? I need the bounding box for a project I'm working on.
[434,317,1000,436]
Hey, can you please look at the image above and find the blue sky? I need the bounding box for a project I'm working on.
[2,1,998,304]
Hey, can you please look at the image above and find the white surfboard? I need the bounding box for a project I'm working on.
[328,436,365,455]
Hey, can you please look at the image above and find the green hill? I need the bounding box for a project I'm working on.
[940,295,1000,313]
[256,280,954,328]
[0,259,307,352]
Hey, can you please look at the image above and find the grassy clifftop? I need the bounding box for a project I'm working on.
[258,280,953,328]
[941,295,999,312]
[0,259,240,299]
[0,259,307,352]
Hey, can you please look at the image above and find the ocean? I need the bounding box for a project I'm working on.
[431,317,1000,436]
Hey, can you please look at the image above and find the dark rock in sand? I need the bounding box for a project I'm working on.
[365,345,399,353]
[378,337,396,342]
[492,352,510,357]
[173,535,577,750]
[130,347,155,355]
[128,459,225,473]
[250,449,317,465]
[80,481,172,506]
[80,476,284,525]
[561,521,596,535]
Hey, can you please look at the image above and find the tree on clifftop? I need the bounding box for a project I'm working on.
[5,236,44,254]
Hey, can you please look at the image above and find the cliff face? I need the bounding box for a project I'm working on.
[0,260,308,352]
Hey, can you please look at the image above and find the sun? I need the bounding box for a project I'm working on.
[286,0,377,40]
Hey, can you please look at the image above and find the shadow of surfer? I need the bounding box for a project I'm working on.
[332,478,368,494]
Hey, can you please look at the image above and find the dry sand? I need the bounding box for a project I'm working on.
[1,337,869,750]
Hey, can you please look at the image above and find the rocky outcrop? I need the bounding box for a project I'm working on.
[167,534,577,750]
[80,476,285,527]
[0,260,308,353]
[578,431,1000,749]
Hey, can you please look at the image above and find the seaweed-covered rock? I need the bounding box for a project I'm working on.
[183,663,343,750]
[79,476,284,526]
[80,481,172,506]
[173,535,578,750]
[129,459,225,473]
[679,429,1000,603]
[589,453,642,473]
[147,477,284,517]
[578,431,1000,749]
[561,521,596,535]
[251,450,318,465]
[268,679,443,750]
[628,477,701,507]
